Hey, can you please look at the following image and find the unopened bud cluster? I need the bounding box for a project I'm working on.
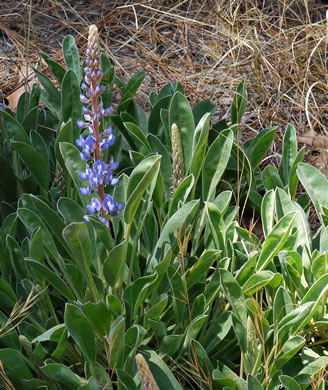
[171,123,184,192]
[136,353,158,390]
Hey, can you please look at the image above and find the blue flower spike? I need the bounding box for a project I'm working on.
[75,25,124,227]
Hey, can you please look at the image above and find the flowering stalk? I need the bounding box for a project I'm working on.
[76,25,124,226]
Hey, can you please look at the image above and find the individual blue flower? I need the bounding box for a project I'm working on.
[86,197,101,215]
[77,119,89,129]
[79,164,92,181]
[80,184,91,195]
[103,195,125,216]
[80,94,89,104]
[101,134,115,150]
[81,135,95,160]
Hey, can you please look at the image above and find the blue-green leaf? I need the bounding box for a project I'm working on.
[62,35,81,81]
[64,303,96,362]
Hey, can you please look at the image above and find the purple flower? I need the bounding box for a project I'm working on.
[77,119,89,129]
[101,134,115,150]
[77,24,125,227]
[80,184,91,195]
[80,94,89,104]
[79,165,92,181]
[86,197,101,215]
[103,195,125,216]
[80,135,95,161]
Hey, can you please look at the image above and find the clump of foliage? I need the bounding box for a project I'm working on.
[0,24,328,390]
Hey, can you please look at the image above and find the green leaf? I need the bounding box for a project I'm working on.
[33,68,61,115]
[0,349,33,381]
[89,215,113,252]
[202,129,233,201]
[273,287,293,333]
[167,267,186,328]
[124,155,161,224]
[231,79,247,130]
[262,165,284,191]
[301,273,328,306]
[187,249,220,289]
[273,336,305,371]
[41,362,81,388]
[108,316,125,369]
[131,273,158,318]
[11,141,49,190]
[82,302,111,338]
[169,91,195,173]
[25,258,74,300]
[297,163,328,225]
[297,356,328,379]
[117,369,138,390]
[243,270,278,296]
[182,315,208,351]
[140,347,182,390]
[32,324,66,343]
[219,268,247,324]
[119,71,146,111]
[27,194,66,247]
[147,200,199,271]
[279,123,298,185]
[0,156,17,202]
[1,109,30,144]
[57,197,85,224]
[246,127,277,169]
[124,122,151,153]
[62,35,81,81]
[30,130,48,164]
[6,235,28,282]
[144,294,168,331]
[64,303,96,362]
[0,279,17,313]
[17,208,62,263]
[247,374,264,389]
[192,99,216,126]
[257,212,296,271]
[289,147,305,199]
[203,312,232,353]
[40,52,66,84]
[312,252,328,280]
[148,134,172,194]
[148,95,171,136]
[205,201,225,249]
[275,188,311,251]
[279,375,302,390]
[103,241,127,288]
[63,222,92,267]
[61,70,82,140]
[160,334,184,355]
[22,106,39,133]
[190,112,211,187]
[168,174,194,217]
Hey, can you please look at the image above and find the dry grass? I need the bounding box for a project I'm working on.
[0,0,328,163]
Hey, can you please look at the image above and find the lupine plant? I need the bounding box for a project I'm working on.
[1,23,328,390]
[76,25,124,226]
